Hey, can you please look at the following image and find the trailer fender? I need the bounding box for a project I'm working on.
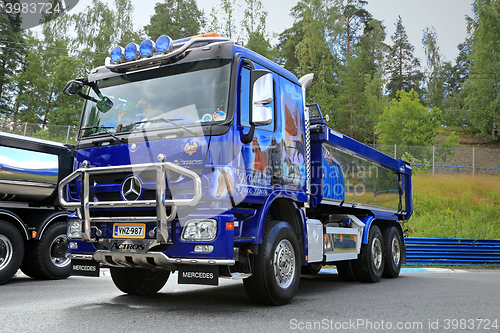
[0,209,29,240]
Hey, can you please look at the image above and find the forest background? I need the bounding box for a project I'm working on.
[1,0,500,239]
[0,0,499,147]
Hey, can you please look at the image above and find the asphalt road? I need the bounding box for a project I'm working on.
[1,268,499,332]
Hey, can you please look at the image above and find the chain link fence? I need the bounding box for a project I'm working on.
[371,144,500,177]
[0,118,78,145]
[0,117,498,177]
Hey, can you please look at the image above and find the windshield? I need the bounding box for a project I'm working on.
[80,59,231,138]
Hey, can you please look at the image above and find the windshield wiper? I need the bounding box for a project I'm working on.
[133,118,196,135]
[80,125,125,143]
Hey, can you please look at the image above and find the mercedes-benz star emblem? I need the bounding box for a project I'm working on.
[121,175,142,201]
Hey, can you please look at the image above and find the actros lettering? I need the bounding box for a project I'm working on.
[110,243,145,250]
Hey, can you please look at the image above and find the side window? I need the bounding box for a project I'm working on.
[240,67,251,127]
[239,65,275,131]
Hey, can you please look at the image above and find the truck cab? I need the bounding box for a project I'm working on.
[60,34,412,305]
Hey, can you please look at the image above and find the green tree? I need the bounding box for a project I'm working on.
[14,16,84,127]
[376,89,442,147]
[441,42,470,126]
[0,8,26,116]
[71,0,140,70]
[343,0,371,63]
[242,0,272,58]
[464,0,500,140]
[207,0,239,39]
[335,18,386,141]
[294,0,344,131]
[144,0,204,41]
[422,26,445,110]
[386,16,424,99]
[274,20,303,72]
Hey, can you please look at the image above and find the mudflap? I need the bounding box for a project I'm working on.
[70,259,100,277]
[177,265,219,286]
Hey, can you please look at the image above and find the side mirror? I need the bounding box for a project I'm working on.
[63,80,84,96]
[251,72,273,126]
[252,106,273,126]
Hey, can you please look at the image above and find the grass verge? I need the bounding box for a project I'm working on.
[407,175,500,239]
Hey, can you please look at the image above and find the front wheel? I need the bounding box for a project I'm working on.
[243,221,301,305]
[383,226,402,278]
[354,225,384,283]
[20,222,70,280]
[110,267,170,295]
[0,221,24,284]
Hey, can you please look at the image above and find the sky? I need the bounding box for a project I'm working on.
[64,0,473,65]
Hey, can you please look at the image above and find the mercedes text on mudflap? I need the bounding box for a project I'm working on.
[60,33,412,305]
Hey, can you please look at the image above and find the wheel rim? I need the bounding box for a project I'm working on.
[392,237,401,266]
[50,235,70,268]
[0,235,13,270]
[371,237,383,271]
[273,239,295,289]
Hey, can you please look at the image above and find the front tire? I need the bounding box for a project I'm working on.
[354,225,384,283]
[243,221,301,305]
[0,221,24,285]
[383,226,402,278]
[20,222,70,280]
[110,267,170,295]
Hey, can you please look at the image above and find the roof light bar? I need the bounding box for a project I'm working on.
[106,33,226,71]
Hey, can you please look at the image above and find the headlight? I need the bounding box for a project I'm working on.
[68,220,82,239]
[181,219,217,242]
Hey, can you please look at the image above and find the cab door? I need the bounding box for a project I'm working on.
[234,60,283,203]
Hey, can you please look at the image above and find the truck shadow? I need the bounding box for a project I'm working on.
[65,272,376,315]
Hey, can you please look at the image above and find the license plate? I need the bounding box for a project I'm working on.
[113,223,145,238]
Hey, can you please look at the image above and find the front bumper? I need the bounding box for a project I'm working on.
[68,251,235,271]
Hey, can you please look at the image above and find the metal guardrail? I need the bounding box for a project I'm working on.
[405,237,500,265]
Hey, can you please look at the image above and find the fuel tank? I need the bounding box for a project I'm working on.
[0,132,72,206]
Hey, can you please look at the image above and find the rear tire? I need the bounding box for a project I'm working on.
[243,221,301,305]
[20,222,70,280]
[336,260,358,282]
[382,226,402,278]
[354,225,384,283]
[110,267,170,295]
[0,221,24,285]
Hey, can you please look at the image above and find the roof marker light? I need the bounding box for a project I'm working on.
[110,46,124,63]
[124,43,140,60]
[140,39,155,57]
[156,35,172,53]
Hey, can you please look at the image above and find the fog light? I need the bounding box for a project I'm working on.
[69,242,78,249]
[194,245,214,253]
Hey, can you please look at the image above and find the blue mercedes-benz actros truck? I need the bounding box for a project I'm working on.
[60,33,413,305]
